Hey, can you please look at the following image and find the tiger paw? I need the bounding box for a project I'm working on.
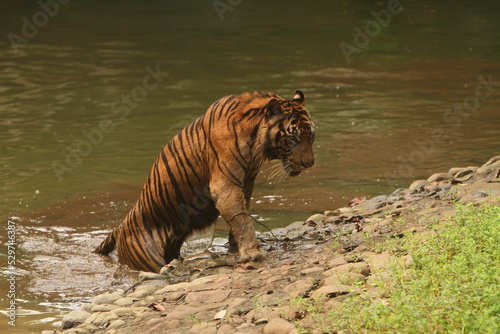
[239,247,266,263]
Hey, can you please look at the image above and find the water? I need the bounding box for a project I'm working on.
[1,0,499,332]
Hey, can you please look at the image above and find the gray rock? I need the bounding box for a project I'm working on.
[90,303,120,312]
[482,155,500,167]
[409,180,429,190]
[286,221,306,230]
[62,309,92,329]
[92,291,123,305]
[114,297,139,306]
[306,213,327,223]
[427,173,453,183]
[269,228,290,237]
[126,285,159,298]
[139,271,168,281]
[453,168,477,182]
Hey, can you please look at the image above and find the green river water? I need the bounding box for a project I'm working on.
[0,1,499,332]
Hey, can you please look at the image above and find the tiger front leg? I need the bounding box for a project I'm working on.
[228,213,266,262]
[211,184,265,262]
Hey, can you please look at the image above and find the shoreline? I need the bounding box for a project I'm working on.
[43,155,500,334]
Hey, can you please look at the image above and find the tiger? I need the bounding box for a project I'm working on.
[94,90,315,272]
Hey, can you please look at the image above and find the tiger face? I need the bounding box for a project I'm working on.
[265,91,315,176]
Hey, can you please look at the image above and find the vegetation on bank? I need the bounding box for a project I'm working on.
[292,202,500,334]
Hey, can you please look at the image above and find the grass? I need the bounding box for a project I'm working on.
[292,202,500,333]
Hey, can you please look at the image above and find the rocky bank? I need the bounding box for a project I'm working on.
[43,156,500,334]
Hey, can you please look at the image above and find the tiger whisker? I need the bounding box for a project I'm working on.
[266,160,289,184]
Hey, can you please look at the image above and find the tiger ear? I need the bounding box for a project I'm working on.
[267,98,282,118]
[293,90,305,106]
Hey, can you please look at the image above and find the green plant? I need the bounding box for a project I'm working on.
[285,202,500,333]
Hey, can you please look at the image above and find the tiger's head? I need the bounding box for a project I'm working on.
[264,90,315,177]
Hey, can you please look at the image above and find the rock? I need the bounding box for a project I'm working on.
[85,312,119,326]
[78,303,93,312]
[476,157,500,176]
[327,257,347,267]
[300,267,324,276]
[114,297,139,306]
[155,282,190,295]
[263,318,296,334]
[324,272,366,286]
[427,173,453,183]
[217,324,236,334]
[366,271,392,288]
[451,167,477,182]
[92,291,123,305]
[409,180,430,191]
[286,221,307,230]
[108,319,127,329]
[127,285,159,298]
[283,279,315,297]
[139,271,168,281]
[90,303,120,312]
[110,306,149,316]
[323,262,370,277]
[482,155,500,167]
[184,289,231,304]
[190,323,217,334]
[306,214,327,223]
[311,284,361,299]
[62,310,92,329]
[62,329,90,334]
[323,299,342,311]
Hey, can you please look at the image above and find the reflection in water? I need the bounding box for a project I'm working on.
[0,0,499,332]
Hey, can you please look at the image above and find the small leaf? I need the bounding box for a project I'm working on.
[213,309,227,320]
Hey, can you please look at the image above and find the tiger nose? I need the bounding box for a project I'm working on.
[302,158,314,168]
